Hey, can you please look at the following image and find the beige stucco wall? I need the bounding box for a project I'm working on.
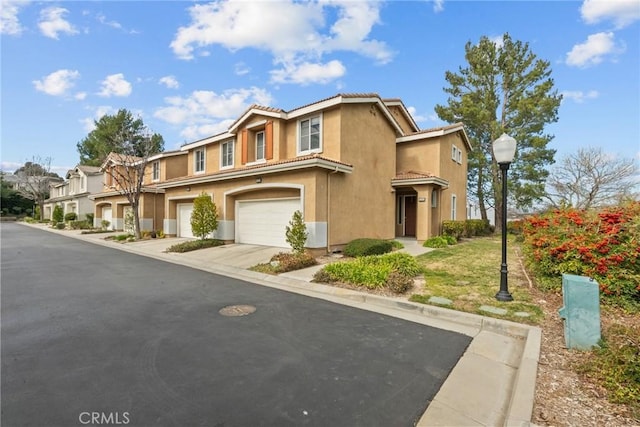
[324,103,397,248]
[387,105,414,134]
[396,139,442,175]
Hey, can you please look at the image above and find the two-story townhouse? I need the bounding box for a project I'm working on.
[42,165,102,221]
[90,150,188,231]
[155,93,470,252]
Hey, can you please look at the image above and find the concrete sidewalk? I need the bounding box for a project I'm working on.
[19,223,541,426]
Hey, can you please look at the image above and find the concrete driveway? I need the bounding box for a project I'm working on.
[1,223,472,427]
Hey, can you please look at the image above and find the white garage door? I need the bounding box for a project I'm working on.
[237,198,300,247]
[102,207,113,230]
[177,203,194,238]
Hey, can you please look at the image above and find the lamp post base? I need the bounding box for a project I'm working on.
[495,290,514,302]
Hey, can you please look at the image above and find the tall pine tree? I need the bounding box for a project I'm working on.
[435,33,561,230]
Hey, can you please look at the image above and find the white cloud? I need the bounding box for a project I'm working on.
[270,59,346,85]
[38,6,78,39]
[581,0,640,28]
[95,12,138,34]
[75,92,87,100]
[153,87,273,140]
[98,73,132,97]
[33,69,80,96]
[1,0,29,36]
[170,0,391,84]
[406,106,430,123]
[560,90,599,103]
[159,75,180,89]
[235,62,250,76]
[432,0,445,13]
[565,32,625,67]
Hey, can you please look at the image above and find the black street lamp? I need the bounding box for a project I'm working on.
[493,133,517,302]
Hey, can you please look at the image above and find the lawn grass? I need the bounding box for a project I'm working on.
[410,236,543,324]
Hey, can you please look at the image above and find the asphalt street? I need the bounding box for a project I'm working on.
[1,223,471,427]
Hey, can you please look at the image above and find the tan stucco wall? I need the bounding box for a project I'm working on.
[439,133,468,221]
[396,139,442,175]
[324,103,397,248]
[165,155,188,180]
[387,105,414,134]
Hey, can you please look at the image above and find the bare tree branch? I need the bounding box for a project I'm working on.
[544,147,640,209]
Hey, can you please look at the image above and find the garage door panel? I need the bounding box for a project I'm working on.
[178,204,194,238]
[102,207,113,230]
[237,199,300,247]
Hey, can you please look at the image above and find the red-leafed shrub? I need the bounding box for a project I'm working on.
[522,201,640,308]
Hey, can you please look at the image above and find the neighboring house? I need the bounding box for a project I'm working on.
[153,93,470,251]
[90,150,188,231]
[42,165,101,221]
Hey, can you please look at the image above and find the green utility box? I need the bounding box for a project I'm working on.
[558,274,601,350]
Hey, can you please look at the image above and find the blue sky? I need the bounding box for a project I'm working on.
[1,0,639,176]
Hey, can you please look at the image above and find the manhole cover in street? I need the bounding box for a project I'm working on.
[219,305,256,317]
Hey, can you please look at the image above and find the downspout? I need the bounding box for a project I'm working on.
[327,167,340,253]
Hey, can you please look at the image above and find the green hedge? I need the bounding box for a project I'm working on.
[343,238,393,257]
[442,219,491,239]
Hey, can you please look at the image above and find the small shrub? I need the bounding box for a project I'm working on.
[386,271,414,294]
[269,252,317,273]
[55,222,65,230]
[318,252,421,289]
[115,233,133,241]
[313,269,332,283]
[285,210,308,254]
[577,324,640,414]
[442,220,465,239]
[64,212,77,221]
[85,213,94,225]
[70,220,91,230]
[443,235,457,245]
[34,206,41,221]
[465,219,491,237]
[344,238,393,257]
[101,220,111,230]
[390,240,404,250]
[423,236,449,248]
[165,239,223,253]
[156,229,165,238]
[52,205,64,223]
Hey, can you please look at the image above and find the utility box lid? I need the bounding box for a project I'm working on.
[558,274,601,350]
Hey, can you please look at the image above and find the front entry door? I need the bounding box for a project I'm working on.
[404,196,417,236]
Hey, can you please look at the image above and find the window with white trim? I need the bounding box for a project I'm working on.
[431,190,438,208]
[194,148,205,173]
[451,145,463,164]
[221,140,234,168]
[152,161,160,181]
[299,115,321,154]
[451,194,457,220]
[255,131,265,161]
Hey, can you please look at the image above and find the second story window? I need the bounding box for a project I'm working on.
[221,140,234,168]
[299,115,321,154]
[255,131,265,161]
[152,161,160,181]
[195,148,205,173]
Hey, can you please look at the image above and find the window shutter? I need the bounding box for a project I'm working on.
[241,129,248,164]
[265,121,273,160]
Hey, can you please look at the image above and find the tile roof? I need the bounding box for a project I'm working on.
[158,153,353,185]
[393,170,436,180]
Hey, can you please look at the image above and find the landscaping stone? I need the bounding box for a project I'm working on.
[429,296,453,306]
[479,305,508,315]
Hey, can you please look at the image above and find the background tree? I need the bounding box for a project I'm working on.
[190,193,218,240]
[544,147,639,210]
[0,174,33,216]
[13,157,62,218]
[77,109,164,166]
[435,33,561,231]
[102,126,162,239]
